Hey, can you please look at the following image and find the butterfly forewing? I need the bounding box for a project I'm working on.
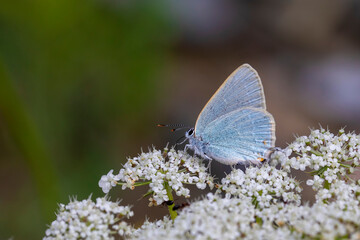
[195,64,266,135]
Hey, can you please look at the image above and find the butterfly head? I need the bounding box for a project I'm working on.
[185,128,195,138]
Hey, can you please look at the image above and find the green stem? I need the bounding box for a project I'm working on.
[164,181,177,220]
[310,150,322,156]
[117,181,152,186]
[340,163,351,168]
[344,175,355,183]
[134,181,152,186]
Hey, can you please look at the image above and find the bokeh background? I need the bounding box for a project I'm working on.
[1,0,360,239]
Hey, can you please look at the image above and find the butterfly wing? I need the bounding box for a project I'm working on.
[195,64,266,135]
[200,107,275,165]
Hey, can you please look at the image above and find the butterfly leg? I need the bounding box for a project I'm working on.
[177,137,189,146]
[184,144,193,153]
[202,154,212,161]
[186,144,204,157]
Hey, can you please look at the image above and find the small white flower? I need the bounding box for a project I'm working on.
[98,170,120,193]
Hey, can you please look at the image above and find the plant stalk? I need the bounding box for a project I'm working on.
[164,181,178,220]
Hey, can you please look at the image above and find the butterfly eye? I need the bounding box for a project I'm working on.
[187,128,194,136]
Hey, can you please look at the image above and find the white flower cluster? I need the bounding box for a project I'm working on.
[98,148,214,205]
[218,165,302,208]
[45,129,360,240]
[259,201,360,240]
[132,192,360,240]
[131,194,259,240]
[273,128,360,185]
[312,179,360,207]
[43,197,134,240]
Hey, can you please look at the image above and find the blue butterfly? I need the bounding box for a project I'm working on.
[185,64,276,165]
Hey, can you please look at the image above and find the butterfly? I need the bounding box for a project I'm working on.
[184,64,276,165]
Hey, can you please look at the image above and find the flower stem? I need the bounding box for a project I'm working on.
[116,181,151,187]
[310,150,323,156]
[134,181,152,186]
[340,163,351,168]
[164,181,178,220]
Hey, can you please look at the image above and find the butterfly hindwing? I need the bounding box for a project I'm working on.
[200,107,275,165]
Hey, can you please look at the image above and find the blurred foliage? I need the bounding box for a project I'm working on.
[0,0,173,239]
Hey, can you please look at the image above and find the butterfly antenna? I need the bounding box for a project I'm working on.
[157,124,191,150]
[157,123,190,132]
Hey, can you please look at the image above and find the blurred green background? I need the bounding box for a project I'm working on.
[1,0,360,239]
